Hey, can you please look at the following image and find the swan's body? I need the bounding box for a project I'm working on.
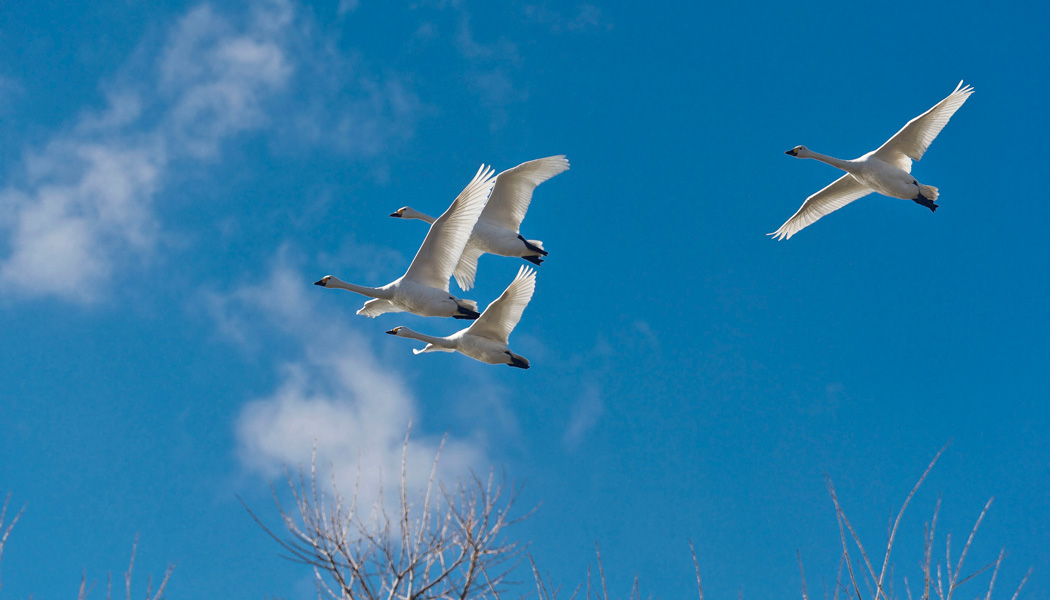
[385,265,537,368]
[391,155,569,290]
[315,164,496,319]
[772,81,974,240]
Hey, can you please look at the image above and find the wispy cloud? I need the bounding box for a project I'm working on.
[0,1,422,304]
[0,135,163,303]
[0,3,291,303]
[207,248,485,506]
[563,378,605,449]
[523,3,613,33]
[0,73,22,115]
[561,320,660,449]
[159,5,293,159]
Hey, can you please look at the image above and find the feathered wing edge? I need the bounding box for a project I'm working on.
[873,81,975,171]
[357,298,403,318]
[402,164,495,291]
[453,246,484,292]
[413,344,455,354]
[480,156,570,232]
[769,174,872,241]
[466,265,537,343]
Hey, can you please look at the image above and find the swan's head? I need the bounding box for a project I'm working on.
[390,206,427,219]
[314,275,332,287]
[386,326,404,336]
[785,145,807,157]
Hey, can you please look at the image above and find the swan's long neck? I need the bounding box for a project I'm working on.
[326,277,392,299]
[397,328,453,348]
[403,208,436,224]
[801,148,853,172]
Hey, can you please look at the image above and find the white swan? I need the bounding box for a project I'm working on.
[385,265,537,368]
[314,164,496,319]
[390,155,569,290]
[771,81,974,240]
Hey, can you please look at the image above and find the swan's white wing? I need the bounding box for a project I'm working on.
[466,266,536,344]
[413,344,456,354]
[358,298,403,318]
[452,245,484,292]
[403,165,495,291]
[479,156,569,232]
[770,174,872,241]
[873,81,974,172]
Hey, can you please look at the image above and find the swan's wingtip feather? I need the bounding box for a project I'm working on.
[952,81,974,97]
[412,348,426,355]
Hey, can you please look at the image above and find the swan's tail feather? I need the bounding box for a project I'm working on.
[453,299,480,320]
[918,184,939,201]
[517,234,547,256]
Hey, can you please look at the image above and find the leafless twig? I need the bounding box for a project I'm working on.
[245,432,528,600]
[0,492,25,594]
[814,445,1028,600]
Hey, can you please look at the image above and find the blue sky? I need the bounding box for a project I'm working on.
[1,0,1048,598]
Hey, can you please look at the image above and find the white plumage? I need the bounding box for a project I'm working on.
[314,164,495,319]
[385,266,537,368]
[390,156,569,290]
[772,82,974,240]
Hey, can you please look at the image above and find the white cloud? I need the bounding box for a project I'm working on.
[0,138,163,302]
[0,74,22,121]
[524,3,612,33]
[560,322,657,449]
[278,45,423,159]
[0,3,293,303]
[337,0,360,17]
[0,1,422,304]
[454,13,520,63]
[562,378,604,450]
[159,5,293,159]
[208,249,485,507]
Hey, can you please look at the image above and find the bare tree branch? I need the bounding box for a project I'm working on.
[247,434,528,600]
[817,445,1029,600]
[0,492,25,594]
[690,541,705,600]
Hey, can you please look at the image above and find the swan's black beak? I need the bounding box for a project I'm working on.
[314,278,326,286]
[785,149,799,156]
[385,329,398,335]
[389,212,401,218]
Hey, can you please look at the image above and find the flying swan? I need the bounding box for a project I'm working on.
[385,265,537,369]
[771,81,974,240]
[390,155,569,290]
[314,164,496,319]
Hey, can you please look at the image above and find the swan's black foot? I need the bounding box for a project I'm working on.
[517,234,548,256]
[522,254,544,266]
[912,193,938,213]
[453,306,480,320]
[507,355,530,369]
